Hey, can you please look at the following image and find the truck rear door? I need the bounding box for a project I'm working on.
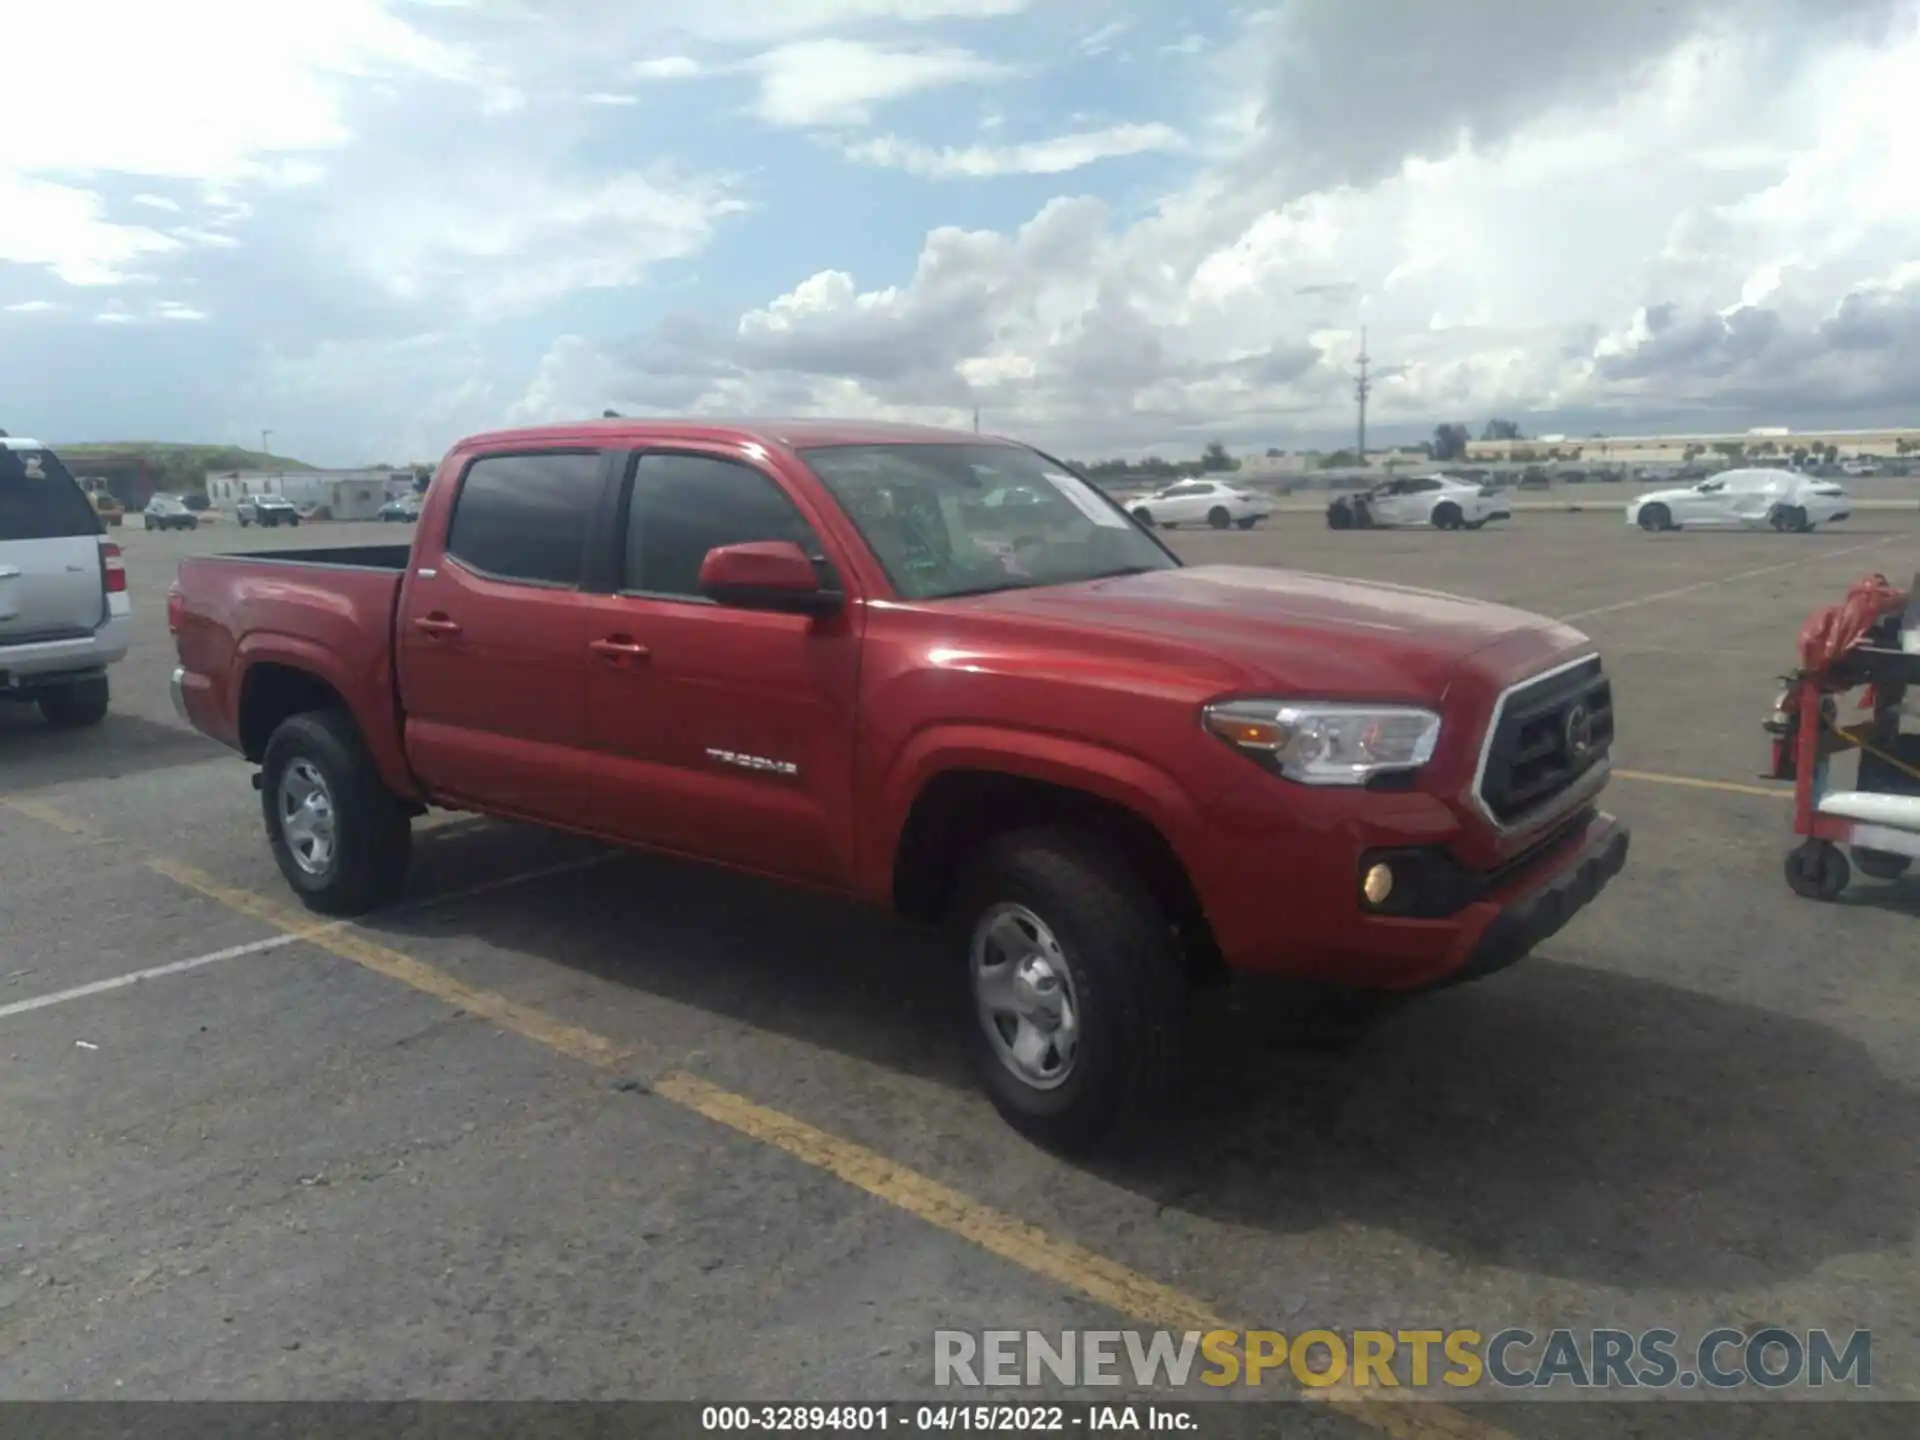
[395,446,613,823]
[0,446,107,644]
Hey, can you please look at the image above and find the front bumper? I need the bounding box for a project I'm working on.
[1203,805,1630,991]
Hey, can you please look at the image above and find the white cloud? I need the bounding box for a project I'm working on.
[583,92,641,105]
[156,301,211,322]
[655,0,1028,42]
[4,300,62,314]
[746,39,1005,127]
[844,123,1183,178]
[632,56,703,79]
[0,174,183,286]
[329,166,748,316]
[640,3,1920,453]
[130,194,184,212]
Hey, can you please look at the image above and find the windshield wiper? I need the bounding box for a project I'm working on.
[936,579,1044,599]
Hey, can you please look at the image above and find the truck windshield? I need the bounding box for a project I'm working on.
[800,443,1177,600]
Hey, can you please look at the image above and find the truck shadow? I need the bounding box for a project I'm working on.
[379,822,1918,1295]
[0,709,223,793]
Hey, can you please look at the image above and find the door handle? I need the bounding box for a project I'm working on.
[588,636,650,661]
[412,614,462,637]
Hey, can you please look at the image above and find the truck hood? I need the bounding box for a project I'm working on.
[961,564,1577,697]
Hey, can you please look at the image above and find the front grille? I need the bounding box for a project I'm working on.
[1477,657,1613,825]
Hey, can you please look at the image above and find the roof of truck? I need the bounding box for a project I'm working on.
[455,417,1018,454]
[2,436,48,450]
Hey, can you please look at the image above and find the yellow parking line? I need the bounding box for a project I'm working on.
[1614,769,1791,800]
[0,796,93,835]
[6,793,1507,1437]
[141,856,1510,1439]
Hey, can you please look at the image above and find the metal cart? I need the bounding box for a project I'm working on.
[1766,574,1920,900]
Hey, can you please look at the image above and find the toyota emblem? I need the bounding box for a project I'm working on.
[1564,703,1595,758]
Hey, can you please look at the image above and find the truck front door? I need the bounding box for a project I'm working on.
[395,448,611,825]
[579,448,861,889]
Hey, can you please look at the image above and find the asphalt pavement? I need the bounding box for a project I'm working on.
[2,511,1916,1434]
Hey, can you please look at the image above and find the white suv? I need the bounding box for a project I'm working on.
[1,435,130,728]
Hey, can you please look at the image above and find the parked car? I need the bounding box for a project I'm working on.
[1327,474,1511,531]
[236,495,301,528]
[377,495,423,523]
[89,490,125,527]
[1,437,129,727]
[144,494,200,531]
[169,419,1628,1151]
[1127,479,1270,530]
[1625,468,1850,533]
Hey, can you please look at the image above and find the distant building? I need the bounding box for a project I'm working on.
[1466,426,1920,464]
[204,467,418,520]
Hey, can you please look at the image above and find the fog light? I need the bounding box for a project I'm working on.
[1362,862,1395,907]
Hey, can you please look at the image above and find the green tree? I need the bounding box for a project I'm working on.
[1481,418,1524,442]
[1432,423,1470,461]
[1200,440,1235,472]
[1822,444,1840,465]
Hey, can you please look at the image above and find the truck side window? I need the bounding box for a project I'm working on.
[622,453,834,599]
[444,451,602,587]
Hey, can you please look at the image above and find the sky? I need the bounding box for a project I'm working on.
[2,0,1917,467]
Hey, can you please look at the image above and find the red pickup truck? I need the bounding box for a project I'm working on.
[169,419,1628,1149]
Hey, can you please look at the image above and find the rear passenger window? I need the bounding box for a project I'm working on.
[0,448,101,541]
[622,453,832,599]
[444,452,602,586]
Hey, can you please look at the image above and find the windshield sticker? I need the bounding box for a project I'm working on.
[1042,472,1129,528]
[21,453,45,479]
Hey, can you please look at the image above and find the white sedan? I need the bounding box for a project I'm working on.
[1325,475,1511,531]
[1127,479,1271,530]
[1626,469,1851,533]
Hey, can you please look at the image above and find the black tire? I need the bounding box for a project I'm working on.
[238,517,251,527]
[144,517,157,531]
[1432,501,1462,530]
[1131,508,1155,528]
[289,516,301,527]
[1851,848,1911,882]
[1327,503,1351,530]
[260,709,412,916]
[38,675,110,729]
[1786,506,1810,533]
[954,825,1187,1154]
[1784,840,1849,901]
[1206,506,1231,530]
[1463,519,1486,531]
[1638,503,1671,532]
[1235,517,1258,530]
[1352,499,1373,528]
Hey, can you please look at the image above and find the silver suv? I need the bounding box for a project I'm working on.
[1,435,130,728]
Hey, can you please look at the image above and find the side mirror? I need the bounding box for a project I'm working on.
[698,540,842,616]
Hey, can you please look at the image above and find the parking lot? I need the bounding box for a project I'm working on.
[3,512,1917,1429]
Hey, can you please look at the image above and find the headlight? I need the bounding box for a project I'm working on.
[1202,700,1442,785]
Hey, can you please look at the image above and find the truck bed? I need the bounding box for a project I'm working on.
[172,546,413,784]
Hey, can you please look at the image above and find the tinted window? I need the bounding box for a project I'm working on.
[622,453,829,598]
[0,448,101,542]
[445,452,602,586]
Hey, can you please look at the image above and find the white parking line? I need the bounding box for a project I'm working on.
[0,930,323,1021]
[0,850,614,1026]
[1557,537,1887,622]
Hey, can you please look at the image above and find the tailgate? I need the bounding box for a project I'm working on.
[1,448,105,642]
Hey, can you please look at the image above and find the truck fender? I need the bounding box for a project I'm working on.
[865,723,1209,900]
[234,632,423,801]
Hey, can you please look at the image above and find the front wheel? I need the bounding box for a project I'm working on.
[261,709,412,916]
[1327,503,1352,530]
[1638,503,1671,532]
[955,826,1187,1154]
[1207,506,1232,530]
[1432,501,1463,530]
[1785,840,1849,901]
[1131,508,1155,528]
[1235,516,1258,530]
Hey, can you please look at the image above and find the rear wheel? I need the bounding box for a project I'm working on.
[1639,503,1671,532]
[261,709,412,916]
[1207,506,1232,530]
[1785,840,1849,901]
[1131,507,1155,528]
[38,676,110,729]
[955,826,1187,1154]
[1327,503,1352,530]
[1432,501,1463,530]
[1235,516,1258,530]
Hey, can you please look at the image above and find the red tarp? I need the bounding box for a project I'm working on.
[1797,572,1909,704]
